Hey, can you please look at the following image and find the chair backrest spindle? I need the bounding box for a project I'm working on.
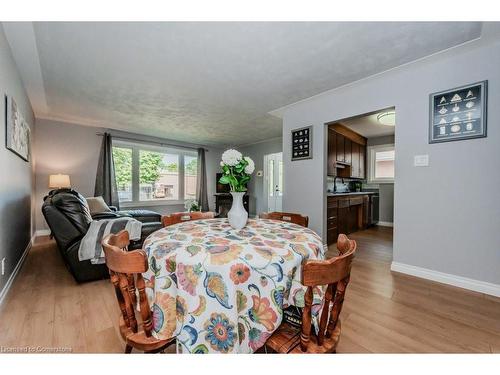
[299,234,356,351]
[102,230,153,337]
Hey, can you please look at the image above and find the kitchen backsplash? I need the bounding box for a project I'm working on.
[326,176,364,193]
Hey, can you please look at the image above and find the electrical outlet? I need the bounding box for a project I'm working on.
[1,257,5,276]
[414,154,429,167]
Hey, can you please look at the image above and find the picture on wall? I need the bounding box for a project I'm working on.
[291,126,312,161]
[5,95,30,161]
[429,81,487,144]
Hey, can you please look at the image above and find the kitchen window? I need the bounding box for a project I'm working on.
[112,140,197,207]
[368,144,395,183]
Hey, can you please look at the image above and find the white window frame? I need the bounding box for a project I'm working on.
[367,144,395,184]
[113,140,197,207]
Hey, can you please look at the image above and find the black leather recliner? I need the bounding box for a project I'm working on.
[42,189,162,283]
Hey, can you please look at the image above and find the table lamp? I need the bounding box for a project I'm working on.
[49,174,71,189]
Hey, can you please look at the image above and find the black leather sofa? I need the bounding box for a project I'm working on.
[42,189,162,282]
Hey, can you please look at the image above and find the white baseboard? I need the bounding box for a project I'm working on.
[376,221,394,227]
[391,261,500,298]
[0,235,34,306]
[35,229,51,237]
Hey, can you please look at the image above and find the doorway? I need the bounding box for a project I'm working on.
[264,152,283,212]
[325,107,395,259]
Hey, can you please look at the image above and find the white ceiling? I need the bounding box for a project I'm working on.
[340,109,396,138]
[3,22,483,146]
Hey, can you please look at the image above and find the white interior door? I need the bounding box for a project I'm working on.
[265,152,283,212]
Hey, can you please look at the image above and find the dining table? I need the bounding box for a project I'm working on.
[142,217,325,353]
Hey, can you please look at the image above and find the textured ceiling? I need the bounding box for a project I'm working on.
[340,109,396,138]
[10,22,483,146]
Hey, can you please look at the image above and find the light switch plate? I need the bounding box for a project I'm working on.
[414,154,429,167]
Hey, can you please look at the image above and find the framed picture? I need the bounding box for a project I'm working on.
[5,95,30,161]
[429,81,487,144]
[291,126,312,161]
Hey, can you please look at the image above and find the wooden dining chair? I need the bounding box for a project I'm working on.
[102,230,174,353]
[161,211,215,227]
[259,211,309,228]
[264,234,356,354]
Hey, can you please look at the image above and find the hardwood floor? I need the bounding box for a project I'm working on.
[0,227,498,353]
[328,227,500,353]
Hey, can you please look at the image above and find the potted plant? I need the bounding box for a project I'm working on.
[218,149,254,229]
[184,199,200,212]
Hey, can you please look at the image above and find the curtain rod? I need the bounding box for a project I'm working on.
[96,132,209,152]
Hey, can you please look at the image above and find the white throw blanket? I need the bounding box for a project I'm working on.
[78,218,142,264]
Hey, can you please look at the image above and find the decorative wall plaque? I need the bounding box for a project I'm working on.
[429,81,487,144]
[5,95,30,161]
[291,126,312,161]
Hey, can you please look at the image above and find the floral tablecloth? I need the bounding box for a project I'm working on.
[142,218,324,353]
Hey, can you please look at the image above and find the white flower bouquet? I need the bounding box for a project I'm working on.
[219,149,255,192]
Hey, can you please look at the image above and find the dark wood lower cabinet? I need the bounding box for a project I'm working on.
[327,194,371,245]
[337,207,349,237]
[348,206,358,234]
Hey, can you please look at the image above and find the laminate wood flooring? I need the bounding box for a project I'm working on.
[0,227,498,353]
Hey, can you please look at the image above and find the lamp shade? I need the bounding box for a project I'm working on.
[49,174,71,189]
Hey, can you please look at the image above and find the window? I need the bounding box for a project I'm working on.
[113,147,133,202]
[139,150,178,201]
[112,140,197,206]
[368,144,395,183]
[184,155,198,200]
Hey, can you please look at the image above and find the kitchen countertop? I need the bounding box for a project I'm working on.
[327,191,376,197]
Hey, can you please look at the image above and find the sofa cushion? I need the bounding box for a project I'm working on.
[51,191,93,235]
[86,196,112,215]
[120,209,161,223]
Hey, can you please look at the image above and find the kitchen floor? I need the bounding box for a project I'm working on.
[0,227,498,353]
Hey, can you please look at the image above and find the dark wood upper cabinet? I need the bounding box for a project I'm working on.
[327,123,367,179]
[327,129,337,176]
[344,138,352,164]
[351,142,360,178]
[359,144,366,179]
[335,133,345,163]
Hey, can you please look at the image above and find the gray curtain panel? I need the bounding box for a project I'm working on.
[196,147,209,211]
[94,132,120,209]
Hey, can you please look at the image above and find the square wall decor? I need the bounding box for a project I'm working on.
[429,81,487,144]
[291,126,312,161]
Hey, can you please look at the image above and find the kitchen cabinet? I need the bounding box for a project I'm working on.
[327,123,367,178]
[351,142,360,178]
[337,198,350,237]
[344,138,352,164]
[326,197,338,245]
[327,193,371,245]
[327,129,337,176]
[335,133,345,163]
[359,145,366,179]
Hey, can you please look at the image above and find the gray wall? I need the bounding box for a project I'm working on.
[281,36,500,285]
[367,135,395,147]
[366,134,395,223]
[34,119,223,231]
[239,137,282,216]
[0,26,35,294]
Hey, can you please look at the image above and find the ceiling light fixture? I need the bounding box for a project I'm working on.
[377,111,396,126]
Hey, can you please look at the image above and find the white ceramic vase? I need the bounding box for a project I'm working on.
[227,191,248,230]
